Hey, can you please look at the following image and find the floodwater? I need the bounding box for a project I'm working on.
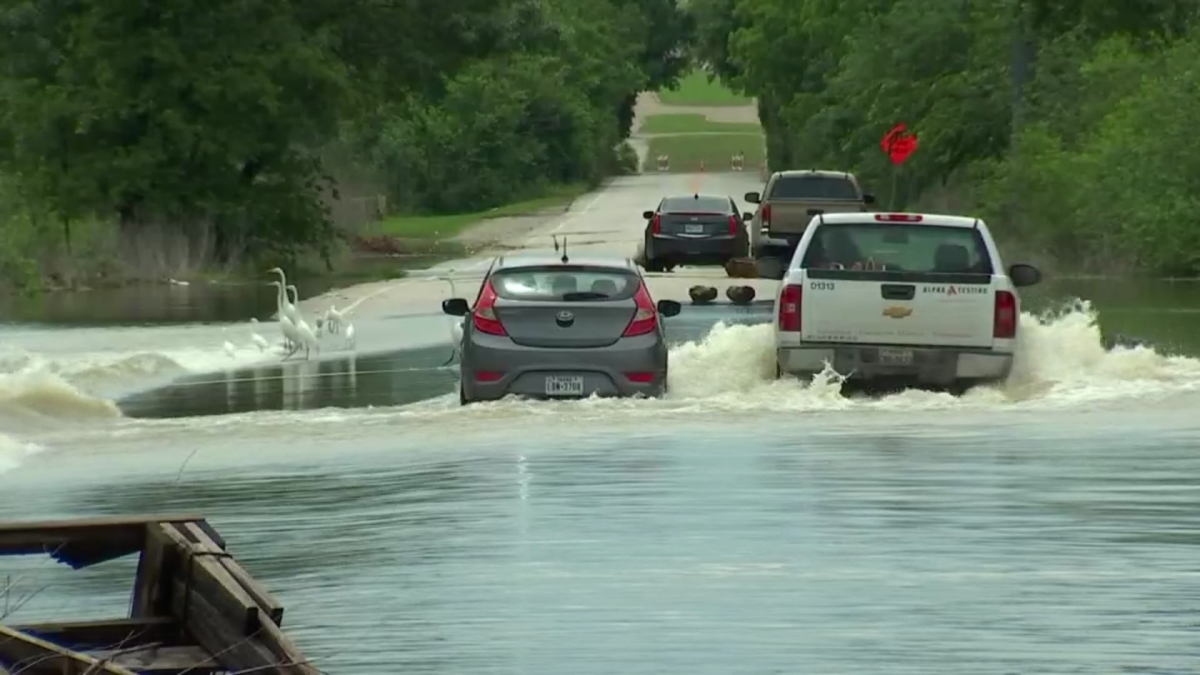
[3,173,1200,674]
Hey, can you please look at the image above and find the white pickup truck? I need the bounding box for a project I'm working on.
[772,212,1043,391]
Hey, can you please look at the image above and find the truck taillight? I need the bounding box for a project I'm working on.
[874,213,923,222]
[762,204,772,227]
[994,290,1017,338]
[623,281,658,337]
[728,214,739,236]
[652,214,661,234]
[779,284,802,332]
[473,280,507,336]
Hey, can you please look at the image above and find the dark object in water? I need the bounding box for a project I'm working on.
[726,285,756,305]
[1103,333,1155,350]
[689,285,718,304]
[0,514,318,674]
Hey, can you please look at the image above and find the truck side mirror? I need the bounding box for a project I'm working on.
[744,192,760,204]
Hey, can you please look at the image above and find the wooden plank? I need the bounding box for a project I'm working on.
[164,576,283,673]
[11,617,179,649]
[220,557,285,624]
[152,523,261,636]
[0,514,204,569]
[180,522,285,625]
[131,527,170,618]
[258,619,323,675]
[91,645,222,674]
[0,625,138,675]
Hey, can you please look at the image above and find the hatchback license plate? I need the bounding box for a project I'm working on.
[879,348,914,366]
[545,375,585,396]
[684,223,704,234]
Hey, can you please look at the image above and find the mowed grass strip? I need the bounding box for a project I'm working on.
[638,114,761,134]
[377,183,589,239]
[655,70,754,106]
[642,134,766,173]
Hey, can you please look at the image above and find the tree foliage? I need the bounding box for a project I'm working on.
[690,0,1200,274]
[0,0,692,279]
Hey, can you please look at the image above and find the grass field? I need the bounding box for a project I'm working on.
[638,114,761,134]
[377,183,589,239]
[655,70,753,106]
[642,134,766,173]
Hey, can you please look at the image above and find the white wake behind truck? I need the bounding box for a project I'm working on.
[772,212,1043,392]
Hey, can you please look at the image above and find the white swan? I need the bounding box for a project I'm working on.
[344,322,356,350]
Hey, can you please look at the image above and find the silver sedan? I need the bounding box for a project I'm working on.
[441,254,682,405]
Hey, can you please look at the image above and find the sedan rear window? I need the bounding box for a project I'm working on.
[661,196,731,213]
[770,176,860,200]
[490,266,640,301]
[800,223,994,274]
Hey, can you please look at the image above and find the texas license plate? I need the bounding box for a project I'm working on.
[544,375,585,396]
[684,223,704,234]
[878,348,914,366]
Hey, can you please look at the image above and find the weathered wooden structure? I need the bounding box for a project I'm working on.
[0,515,318,674]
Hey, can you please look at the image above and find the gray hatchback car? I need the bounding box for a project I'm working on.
[441,254,682,405]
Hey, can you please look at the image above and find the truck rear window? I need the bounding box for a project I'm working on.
[769,176,860,200]
[490,266,639,301]
[800,223,994,274]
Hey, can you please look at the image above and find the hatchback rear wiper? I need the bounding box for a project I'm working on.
[562,291,611,301]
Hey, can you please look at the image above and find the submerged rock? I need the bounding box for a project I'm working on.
[726,285,756,305]
[689,285,718,304]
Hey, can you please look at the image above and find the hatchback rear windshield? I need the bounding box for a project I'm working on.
[661,196,731,213]
[490,265,640,301]
[800,223,994,274]
[770,176,860,200]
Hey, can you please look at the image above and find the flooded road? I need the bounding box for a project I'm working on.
[3,172,1200,674]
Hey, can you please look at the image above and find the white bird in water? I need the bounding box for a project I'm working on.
[322,305,345,335]
[344,322,356,350]
[267,267,303,325]
[268,281,298,353]
[286,285,321,360]
[251,332,269,352]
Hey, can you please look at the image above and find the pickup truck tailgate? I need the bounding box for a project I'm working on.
[766,200,863,235]
[801,275,997,348]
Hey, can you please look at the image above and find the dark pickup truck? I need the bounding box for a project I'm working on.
[746,170,875,278]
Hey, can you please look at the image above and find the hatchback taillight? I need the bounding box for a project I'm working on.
[472,280,507,336]
[652,214,661,234]
[994,290,1017,338]
[728,214,739,236]
[623,281,658,337]
[779,284,802,332]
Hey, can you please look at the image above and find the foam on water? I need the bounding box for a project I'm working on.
[0,432,44,476]
[387,299,1200,421]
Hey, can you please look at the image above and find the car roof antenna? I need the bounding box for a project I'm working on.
[561,237,569,264]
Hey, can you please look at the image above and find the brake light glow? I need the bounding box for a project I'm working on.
[874,213,922,222]
[779,284,802,332]
[762,204,772,227]
[625,372,656,383]
[623,281,658,337]
[472,280,507,336]
[475,371,504,382]
[652,214,661,234]
[728,214,739,236]
[994,290,1017,339]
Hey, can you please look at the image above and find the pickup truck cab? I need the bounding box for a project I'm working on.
[746,170,875,278]
[772,212,1042,392]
